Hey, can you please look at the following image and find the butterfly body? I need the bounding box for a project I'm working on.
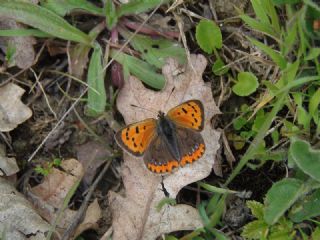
[156,112,181,161]
[115,100,206,174]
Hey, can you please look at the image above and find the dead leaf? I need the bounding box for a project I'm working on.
[0,83,33,132]
[0,143,19,176]
[0,177,49,239]
[28,158,101,238]
[0,18,35,69]
[69,43,90,79]
[73,199,102,238]
[76,140,111,187]
[109,54,221,240]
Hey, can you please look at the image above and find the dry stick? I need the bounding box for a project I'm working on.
[27,3,163,163]
[61,159,113,240]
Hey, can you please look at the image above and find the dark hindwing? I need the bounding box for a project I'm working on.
[144,136,179,174]
[175,127,205,167]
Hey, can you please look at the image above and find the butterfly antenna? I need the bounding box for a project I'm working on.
[162,87,175,110]
[130,104,157,114]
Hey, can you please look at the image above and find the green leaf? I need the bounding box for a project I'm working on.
[198,202,210,226]
[196,19,222,54]
[0,0,92,45]
[296,105,311,130]
[264,178,304,225]
[40,0,103,16]
[251,0,270,25]
[105,0,118,29]
[240,14,276,39]
[305,47,320,60]
[232,72,259,96]
[309,88,320,123]
[282,21,298,55]
[252,110,265,133]
[289,138,320,181]
[271,130,279,144]
[248,37,287,69]
[212,58,229,75]
[110,50,165,89]
[120,30,186,68]
[241,220,269,239]
[272,0,301,4]
[117,0,170,17]
[289,189,320,222]
[233,117,247,130]
[210,228,230,240]
[164,236,178,240]
[269,217,294,239]
[156,197,176,212]
[86,44,106,116]
[247,200,264,219]
[0,28,51,37]
[311,227,320,239]
[199,182,237,194]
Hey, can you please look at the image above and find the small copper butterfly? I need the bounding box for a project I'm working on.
[115,100,205,173]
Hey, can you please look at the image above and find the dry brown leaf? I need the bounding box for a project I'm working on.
[0,18,35,69]
[73,199,102,238]
[0,83,32,132]
[0,144,19,176]
[28,159,101,238]
[76,140,111,187]
[69,44,90,79]
[0,178,49,239]
[109,54,221,240]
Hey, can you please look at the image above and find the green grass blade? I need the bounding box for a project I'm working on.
[240,15,278,41]
[41,0,103,16]
[86,44,106,116]
[0,28,51,37]
[248,37,287,69]
[264,0,281,34]
[117,0,170,17]
[0,0,92,45]
[199,182,238,194]
[251,0,270,25]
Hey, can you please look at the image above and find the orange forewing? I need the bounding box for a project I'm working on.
[115,119,157,156]
[166,100,204,131]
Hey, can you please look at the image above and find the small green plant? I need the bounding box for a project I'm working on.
[195,19,229,76]
[242,200,296,239]
[34,158,62,176]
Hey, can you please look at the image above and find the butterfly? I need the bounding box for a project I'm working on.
[115,100,205,174]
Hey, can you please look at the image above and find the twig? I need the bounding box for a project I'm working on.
[61,159,113,240]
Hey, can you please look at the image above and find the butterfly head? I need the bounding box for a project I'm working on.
[157,111,165,119]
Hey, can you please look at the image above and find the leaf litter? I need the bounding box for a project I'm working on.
[26,158,101,239]
[109,54,221,240]
[0,83,32,132]
[0,177,49,239]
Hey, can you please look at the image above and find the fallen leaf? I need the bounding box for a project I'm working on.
[28,158,101,238]
[73,198,102,238]
[0,143,19,176]
[109,54,221,240]
[0,18,35,69]
[0,178,49,239]
[0,83,33,132]
[76,140,111,187]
